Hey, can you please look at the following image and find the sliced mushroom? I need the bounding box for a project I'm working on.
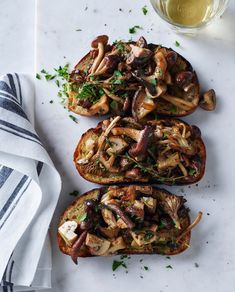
[141,197,157,214]
[99,152,119,173]
[103,88,123,103]
[106,136,128,155]
[130,228,157,246]
[101,208,117,228]
[107,203,135,229]
[88,94,110,115]
[94,53,120,76]
[132,88,156,120]
[77,137,96,165]
[116,218,128,229]
[108,236,126,254]
[125,200,145,221]
[199,89,216,111]
[126,44,153,67]
[154,50,167,79]
[85,233,110,255]
[175,71,194,92]
[136,36,148,48]
[99,226,119,239]
[161,93,195,111]
[157,153,181,171]
[129,126,153,157]
[90,35,109,74]
[145,81,167,98]
[71,231,88,264]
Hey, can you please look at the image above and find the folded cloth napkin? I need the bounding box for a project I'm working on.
[0,74,61,291]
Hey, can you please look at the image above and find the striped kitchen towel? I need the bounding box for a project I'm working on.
[0,74,61,291]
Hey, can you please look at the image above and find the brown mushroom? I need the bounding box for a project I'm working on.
[90,35,109,74]
[106,136,128,155]
[129,126,153,157]
[126,44,153,67]
[175,71,194,92]
[93,53,120,76]
[154,51,167,79]
[136,36,148,48]
[107,204,135,229]
[99,152,119,173]
[88,94,109,115]
[71,231,88,264]
[199,89,216,111]
[166,51,178,67]
[131,88,156,120]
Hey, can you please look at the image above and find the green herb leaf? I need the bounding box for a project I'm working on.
[189,168,196,176]
[166,265,173,269]
[69,114,79,123]
[112,260,127,271]
[150,79,157,86]
[45,74,56,81]
[40,69,46,74]
[194,262,199,268]
[175,41,180,47]
[142,5,148,15]
[55,80,60,87]
[144,266,149,271]
[78,213,87,222]
[75,28,82,31]
[36,73,41,80]
[49,100,54,104]
[110,100,118,110]
[129,25,142,34]
[69,190,79,197]
[144,230,154,241]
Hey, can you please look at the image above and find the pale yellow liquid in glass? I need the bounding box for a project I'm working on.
[166,0,213,26]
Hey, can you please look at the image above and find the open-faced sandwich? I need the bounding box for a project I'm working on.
[58,185,202,264]
[67,35,204,119]
[74,116,206,185]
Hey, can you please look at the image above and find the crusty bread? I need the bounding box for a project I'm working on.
[58,186,193,260]
[74,117,206,185]
[66,36,200,118]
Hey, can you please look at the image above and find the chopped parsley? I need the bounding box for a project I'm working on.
[175,40,180,47]
[110,100,118,110]
[189,168,196,176]
[129,25,142,34]
[142,5,148,15]
[77,82,104,104]
[69,190,79,197]
[150,79,157,86]
[170,105,177,113]
[49,100,54,104]
[75,28,82,31]
[144,266,149,271]
[55,80,60,87]
[78,213,87,222]
[194,262,199,268]
[54,63,70,81]
[112,260,127,271]
[36,73,41,80]
[166,265,173,269]
[166,256,171,260]
[144,230,154,241]
[69,114,79,123]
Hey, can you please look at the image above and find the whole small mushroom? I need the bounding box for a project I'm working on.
[90,35,109,74]
[199,89,216,111]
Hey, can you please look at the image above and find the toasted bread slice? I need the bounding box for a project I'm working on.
[74,117,206,185]
[67,35,201,119]
[58,186,202,263]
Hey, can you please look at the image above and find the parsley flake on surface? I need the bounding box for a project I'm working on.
[166,265,173,269]
[69,190,79,197]
[144,266,149,271]
[142,5,148,15]
[175,40,180,47]
[194,262,199,268]
[112,260,127,271]
[49,100,54,104]
[69,114,79,123]
[129,25,142,34]
[36,73,41,80]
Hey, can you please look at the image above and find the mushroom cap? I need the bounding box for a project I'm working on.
[91,35,109,48]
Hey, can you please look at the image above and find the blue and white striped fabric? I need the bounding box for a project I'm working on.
[0,74,61,291]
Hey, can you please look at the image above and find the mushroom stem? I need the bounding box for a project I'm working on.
[71,231,88,264]
[129,126,153,157]
[177,212,203,242]
[111,127,141,142]
[161,94,194,111]
[106,204,135,229]
[90,42,105,74]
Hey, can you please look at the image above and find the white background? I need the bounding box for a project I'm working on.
[1,0,235,291]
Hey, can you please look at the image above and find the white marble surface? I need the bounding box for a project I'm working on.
[0,0,35,75]
[35,1,235,291]
[2,0,235,291]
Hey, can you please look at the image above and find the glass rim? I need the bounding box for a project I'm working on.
[150,0,230,31]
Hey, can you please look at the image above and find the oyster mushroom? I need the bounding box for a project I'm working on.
[129,126,153,157]
[131,88,156,120]
[93,52,120,76]
[90,35,109,74]
[106,136,128,155]
[85,233,110,255]
[87,94,110,115]
[99,152,119,173]
[126,44,153,67]
[157,153,181,171]
[199,89,216,111]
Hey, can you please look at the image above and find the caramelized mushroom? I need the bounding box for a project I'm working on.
[107,204,135,229]
[129,126,153,157]
[90,35,109,74]
[71,231,88,264]
[175,71,194,92]
[199,89,216,111]
[126,45,153,67]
